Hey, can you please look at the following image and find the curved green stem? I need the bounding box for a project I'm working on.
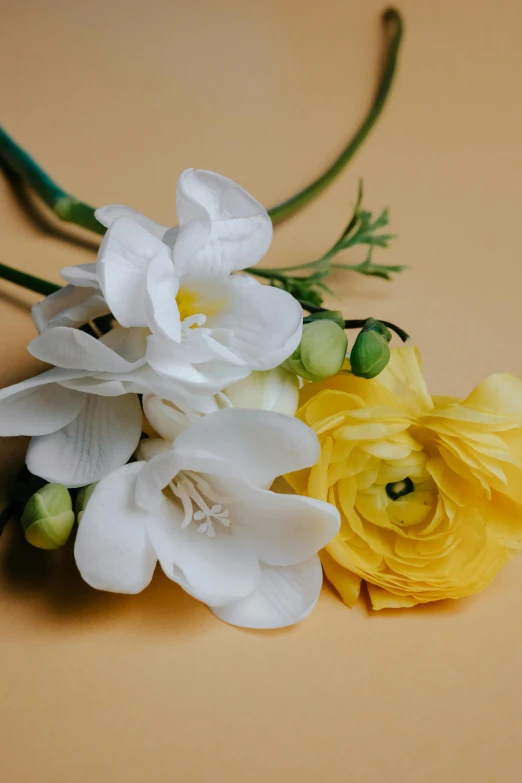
[343,317,409,342]
[298,301,409,341]
[0,262,60,296]
[0,127,104,235]
[267,8,403,224]
[0,9,403,238]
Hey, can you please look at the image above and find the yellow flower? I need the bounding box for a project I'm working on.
[286,346,522,609]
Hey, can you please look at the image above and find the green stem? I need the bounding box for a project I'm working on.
[0,127,104,235]
[0,261,102,337]
[297,301,409,341]
[246,268,294,284]
[343,317,409,342]
[0,9,402,239]
[0,262,60,296]
[249,256,327,277]
[266,8,403,224]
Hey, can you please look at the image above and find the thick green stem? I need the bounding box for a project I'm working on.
[267,8,403,224]
[0,127,104,235]
[0,9,402,238]
[0,262,60,296]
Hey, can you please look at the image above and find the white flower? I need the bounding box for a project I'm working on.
[0,326,220,487]
[140,367,300,450]
[32,169,303,396]
[223,367,299,416]
[74,409,340,629]
[0,170,303,486]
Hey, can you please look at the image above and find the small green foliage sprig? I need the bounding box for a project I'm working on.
[248,181,407,311]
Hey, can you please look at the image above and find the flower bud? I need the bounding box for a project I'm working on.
[224,367,299,416]
[283,320,348,382]
[21,483,75,550]
[350,319,392,379]
[76,482,98,523]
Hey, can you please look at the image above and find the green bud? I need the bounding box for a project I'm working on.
[302,310,345,330]
[76,482,98,523]
[350,319,392,379]
[284,320,348,382]
[21,483,75,550]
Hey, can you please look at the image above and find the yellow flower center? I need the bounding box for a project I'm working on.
[175,287,226,324]
[176,288,200,323]
[286,346,520,610]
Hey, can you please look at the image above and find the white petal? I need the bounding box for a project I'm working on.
[143,254,181,342]
[32,285,109,332]
[95,204,169,238]
[219,479,340,566]
[74,462,157,593]
[29,327,146,373]
[173,169,273,279]
[59,377,128,396]
[173,408,320,487]
[147,329,244,367]
[135,437,174,461]
[205,276,303,369]
[99,326,147,362]
[97,216,174,327]
[134,448,185,510]
[211,557,323,629]
[224,367,299,415]
[96,364,226,407]
[60,264,100,288]
[147,498,259,607]
[0,369,86,436]
[26,393,142,487]
[143,393,218,440]
[146,334,249,394]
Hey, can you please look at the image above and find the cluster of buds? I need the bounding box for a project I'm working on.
[284,312,395,383]
[19,480,97,550]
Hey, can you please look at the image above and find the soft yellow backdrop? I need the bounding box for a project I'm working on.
[1,1,521,781]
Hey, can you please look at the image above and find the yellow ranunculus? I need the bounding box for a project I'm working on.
[286,346,522,609]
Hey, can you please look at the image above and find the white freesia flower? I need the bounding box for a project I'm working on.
[0,170,303,486]
[0,327,219,487]
[140,367,300,456]
[32,169,303,396]
[75,409,340,629]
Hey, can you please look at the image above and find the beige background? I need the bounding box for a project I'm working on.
[1,1,522,781]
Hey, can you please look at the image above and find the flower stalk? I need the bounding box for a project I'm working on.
[0,9,403,238]
[267,8,403,223]
[0,127,105,235]
[0,261,60,297]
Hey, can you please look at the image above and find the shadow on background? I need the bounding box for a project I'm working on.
[0,522,210,636]
[0,160,100,253]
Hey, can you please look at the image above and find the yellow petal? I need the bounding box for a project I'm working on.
[307,436,333,501]
[366,582,421,609]
[464,373,522,422]
[483,491,522,550]
[321,549,362,607]
[375,346,433,416]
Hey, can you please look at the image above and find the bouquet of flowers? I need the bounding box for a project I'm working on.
[2,8,522,629]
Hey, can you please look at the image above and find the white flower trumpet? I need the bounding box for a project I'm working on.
[75,409,340,629]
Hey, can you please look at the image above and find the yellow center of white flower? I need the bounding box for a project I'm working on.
[176,288,226,325]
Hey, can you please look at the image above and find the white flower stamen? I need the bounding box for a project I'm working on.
[182,313,207,330]
[169,471,231,537]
